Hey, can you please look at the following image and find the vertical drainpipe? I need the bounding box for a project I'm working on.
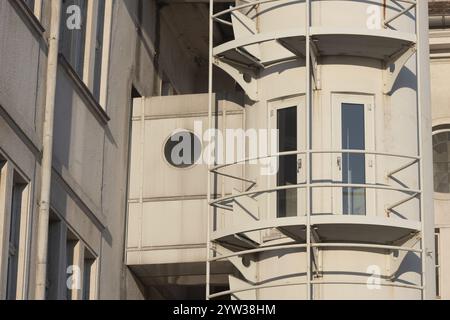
[35,0,62,300]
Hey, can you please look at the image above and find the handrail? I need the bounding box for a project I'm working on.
[210,182,420,207]
[209,280,308,299]
[211,149,419,173]
[212,0,300,19]
[212,0,417,21]
[210,242,421,262]
[208,278,422,299]
[209,149,421,207]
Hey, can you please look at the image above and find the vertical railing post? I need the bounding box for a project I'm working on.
[416,0,435,300]
[305,0,312,301]
[206,0,214,301]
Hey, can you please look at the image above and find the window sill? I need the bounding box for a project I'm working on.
[58,54,110,125]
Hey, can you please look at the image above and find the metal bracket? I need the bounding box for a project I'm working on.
[310,39,321,90]
[383,45,416,95]
[214,244,258,282]
[213,58,259,101]
[387,233,421,281]
[385,192,419,217]
[383,2,417,28]
[387,158,419,180]
[311,227,322,278]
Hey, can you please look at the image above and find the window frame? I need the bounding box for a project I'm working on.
[268,95,307,219]
[331,94,376,217]
[435,228,441,299]
[82,248,98,300]
[0,157,32,300]
[59,0,113,110]
[432,128,450,197]
[82,0,113,109]
[22,0,42,20]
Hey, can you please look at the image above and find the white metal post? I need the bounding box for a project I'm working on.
[206,0,214,301]
[305,0,312,300]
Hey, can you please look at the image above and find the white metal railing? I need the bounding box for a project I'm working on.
[210,149,421,212]
[212,0,417,28]
[207,0,424,300]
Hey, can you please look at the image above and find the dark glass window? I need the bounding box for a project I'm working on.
[342,103,366,215]
[93,1,106,101]
[277,106,297,218]
[22,0,35,11]
[59,0,88,78]
[6,182,26,300]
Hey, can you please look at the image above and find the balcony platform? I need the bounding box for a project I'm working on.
[213,27,417,71]
[212,215,421,249]
[310,27,416,60]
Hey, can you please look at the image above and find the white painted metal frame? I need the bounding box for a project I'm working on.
[207,0,424,300]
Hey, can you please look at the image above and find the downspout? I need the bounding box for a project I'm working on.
[35,0,62,300]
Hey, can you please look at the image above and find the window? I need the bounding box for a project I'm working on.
[435,229,441,299]
[59,0,112,106]
[6,176,27,300]
[21,0,42,20]
[65,231,78,300]
[341,103,366,215]
[22,0,35,11]
[277,106,298,218]
[60,0,88,78]
[45,213,63,300]
[270,97,306,219]
[82,249,97,300]
[92,0,106,101]
[331,95,374,216]
[164,131,202,168]
[433,131,450,193]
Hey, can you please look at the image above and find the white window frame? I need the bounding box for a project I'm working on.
[34,0,43,20]
[82,248,98,300]
[331,93,376,217]
[0,159,32,300]
[83,0,113,109]
[22,0,41,18]
[64,225,99,300]
[268,95,307,219]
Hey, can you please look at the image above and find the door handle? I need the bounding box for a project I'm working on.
[337,156,342,171]
[297,158,302,173]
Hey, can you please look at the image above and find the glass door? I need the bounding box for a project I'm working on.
[332,94,375,216]
[270,96,306,218]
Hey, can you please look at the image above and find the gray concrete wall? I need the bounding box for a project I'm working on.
[0,0,162,300]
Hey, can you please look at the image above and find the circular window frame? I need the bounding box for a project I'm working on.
[432,128,450,200]
[162,129,202,170]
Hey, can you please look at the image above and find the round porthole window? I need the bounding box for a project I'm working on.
[164,131,202,168]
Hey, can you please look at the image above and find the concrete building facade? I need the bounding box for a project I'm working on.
[430,0,450,300]
[0,0,449,300]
